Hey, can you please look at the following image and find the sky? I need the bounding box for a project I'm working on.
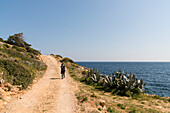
[1,0,170,61]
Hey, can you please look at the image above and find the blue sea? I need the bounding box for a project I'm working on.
[76,62,170,97]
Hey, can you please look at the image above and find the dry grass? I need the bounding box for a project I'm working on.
[75,81,170,113]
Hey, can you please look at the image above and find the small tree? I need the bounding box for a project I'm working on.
[6,33,31,48]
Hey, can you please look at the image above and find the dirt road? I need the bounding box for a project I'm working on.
[2,55,77,113]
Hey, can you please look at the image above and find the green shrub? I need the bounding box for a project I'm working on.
[71,74,75,77]
[55,55,63,59]
[85,77,92,84]
[141,101,145,104]
[3,44,10,48]
[111,89,118,95]
[12,45,18,49]
[0,47,46,70]
[82,70,88,75]
[153,95,161,99]
[15,46,27,52]
[125,91,132,97]
[0,52,8,58]
[73,63,79,67]
[79,95,88,102]
[80,76,87,82]
[107,107,115,112]
[129,108,137,113]
[131,88,141,95]
[117,103,125,109]
[0,59,34,89]
[98,108,102,111]
[121,106,125,109]
[8,86,11,91]
[82,96,88,101]
[0,38,3,42]
[60,57,74,63]
[107,107,112,112]
[132,94,140,99]
[26,47,41,55]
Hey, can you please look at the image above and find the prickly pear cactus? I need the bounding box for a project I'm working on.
[87,68,147,96]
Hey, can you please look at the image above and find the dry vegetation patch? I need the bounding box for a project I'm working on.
[75,81,170,113]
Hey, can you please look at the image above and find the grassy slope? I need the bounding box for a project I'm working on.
[0,41,47,89]
[60,57,170,113]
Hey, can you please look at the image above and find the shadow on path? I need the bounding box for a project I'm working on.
[49,77,61,80]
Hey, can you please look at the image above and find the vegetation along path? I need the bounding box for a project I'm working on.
[2,55,77,113]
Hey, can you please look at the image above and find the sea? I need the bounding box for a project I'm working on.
[76,62,170,97]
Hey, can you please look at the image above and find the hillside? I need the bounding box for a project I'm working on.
[0,33,47,103]
[0,55,77,113]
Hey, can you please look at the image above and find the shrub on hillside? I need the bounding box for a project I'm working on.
[0,33,47,89]
[0,47,31,61]
[3,44,10,48]
[50,54,62,59]
[5,33,41,55]
[82,70,88,75]
[26,47,41,55]
[0,51,46,89]
[55,55,63,59]
[0,38,3,42]
[60,57,74,63]
[12,46,26,52]
[12,45,18,49]
[0,51,8,58]
[0,59,34,89]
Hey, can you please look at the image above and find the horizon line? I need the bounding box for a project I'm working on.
[75,60,170,62]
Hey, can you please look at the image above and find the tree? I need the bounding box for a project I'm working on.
[6,33,31,48]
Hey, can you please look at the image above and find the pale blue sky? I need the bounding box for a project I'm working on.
[1,0,170,61]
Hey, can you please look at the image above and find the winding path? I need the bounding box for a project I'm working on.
[2,55,77,113]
